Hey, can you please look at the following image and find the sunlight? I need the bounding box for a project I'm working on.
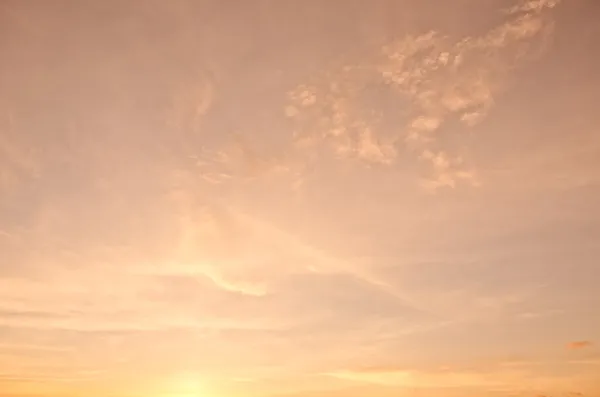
[166,373,212,397]
[2,2,599,397]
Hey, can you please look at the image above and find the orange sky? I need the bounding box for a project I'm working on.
[1,1,599,396]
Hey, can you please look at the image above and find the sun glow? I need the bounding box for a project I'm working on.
[166,373,212,397]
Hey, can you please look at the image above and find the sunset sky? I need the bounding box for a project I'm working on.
[1,1,600,396]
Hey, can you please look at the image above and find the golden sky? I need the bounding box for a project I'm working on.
[1,1,599,396]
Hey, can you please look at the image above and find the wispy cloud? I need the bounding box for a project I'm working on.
[567,341,594,350]
[0,110,39,193]
[167,72,215,135]
[323,359,599,397]
[327,367,503,388]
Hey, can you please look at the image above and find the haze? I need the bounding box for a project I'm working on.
[1,1,599,396]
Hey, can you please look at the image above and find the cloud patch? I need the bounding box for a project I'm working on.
[285,0,563,190]
[568,341,594,350]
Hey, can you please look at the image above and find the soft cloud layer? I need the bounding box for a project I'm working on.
[1,1,600,397]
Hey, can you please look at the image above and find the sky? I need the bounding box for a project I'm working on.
[1,0,599,396]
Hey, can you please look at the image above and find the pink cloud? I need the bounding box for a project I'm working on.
[568,341,593,350]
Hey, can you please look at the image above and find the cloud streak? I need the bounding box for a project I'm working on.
[568,341,593,350]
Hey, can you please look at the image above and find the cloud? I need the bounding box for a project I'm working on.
[327,368,504,388]
[507,0,561,14]
[356,126,397,165]
[284,0,563,190]
[419,150,479,190]
[161,199,437,327]
[568,341,593,350]
[0,110,39,193]
[212,138,299,182]
[410,116,443,133]
[322,360,600,397]
[149,0,565,195]
[0,197,431,337]
[379,0,560,189]
[167,72,215,135]
[163,202,333,294]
